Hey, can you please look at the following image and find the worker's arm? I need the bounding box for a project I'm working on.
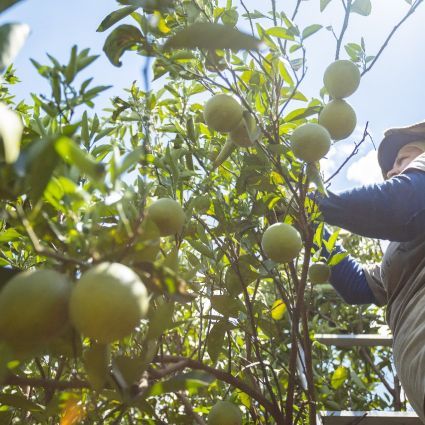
[314,169,425,242]
[317,227,383,305]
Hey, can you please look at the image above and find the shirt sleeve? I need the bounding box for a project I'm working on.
[329,254,383,305]
[315,226,383,306]
[315,169,425,242]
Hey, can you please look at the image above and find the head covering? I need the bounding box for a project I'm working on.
[403,141,425,152]
[378,121,425,177]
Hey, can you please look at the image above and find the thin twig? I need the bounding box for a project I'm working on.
[176,393,207,425]
[324,123,370,184]
[335,0,352,60]
[153,355,284,423]
[2,374,88,390]
[362,0,424,76]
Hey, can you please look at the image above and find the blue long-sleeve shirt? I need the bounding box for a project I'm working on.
[315,169,425,305]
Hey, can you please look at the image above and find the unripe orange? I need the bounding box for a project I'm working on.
[261,223,302,263]
[308,262,331,284]
[146,198,185,236]
[290,123,331,162]
[204,94,243,133]
[323,60,361,99]
[69,262,149,343]
[318,99,356,140]
[0,269,71,353]
[208,401,242,425]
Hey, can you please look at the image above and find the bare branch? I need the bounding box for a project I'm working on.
[362,0,424,75]
[153,354,285,423]
[324,123,370,184]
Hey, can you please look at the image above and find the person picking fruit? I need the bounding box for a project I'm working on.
[311,121,425,422]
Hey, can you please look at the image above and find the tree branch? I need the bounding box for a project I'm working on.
[2,374,88,390]
[153,355,284,423]
[362,0,424,76]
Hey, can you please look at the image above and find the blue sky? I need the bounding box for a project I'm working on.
[4,0,425,191]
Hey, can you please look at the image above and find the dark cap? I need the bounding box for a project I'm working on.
[378,121,425,177]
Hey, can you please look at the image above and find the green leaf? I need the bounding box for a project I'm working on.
[351,0,372,16]
[213,137,236,169]
[306,162,327,195]
[320,0,332,12]
[210,295,245,317]
[146,301,175,339]
[0,0,25,15]
[284,105,321,122]
[163,23,261,51]
[64,45,78,84]
[0,228,22,243]
[97,6,138,32]
[0,394,43,412]
[103,24,144,67]
[147,371,214,396]
[0,23,30,73]
[113,355,146,387]
[331,366,349,389]
[117,146,144,176]
[188,239,215,259]
[323,228,340,253]
[207,320,233,363]
[302,24,322,39]
[225,258,259,296]
[221,9,239,26]
[344,42,363,61]
[350,369,367,390]
[84,343,110,391]
[54,137,105,181]
[0,103,23,163]
[117,0,173,12]
[81,111,89,145]
[266,27,294,40]
[28,139,59,203]
[328,251,348,266]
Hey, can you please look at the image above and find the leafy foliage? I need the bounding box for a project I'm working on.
[0,0,419,424]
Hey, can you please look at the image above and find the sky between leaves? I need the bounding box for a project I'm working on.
[3,0,425,191]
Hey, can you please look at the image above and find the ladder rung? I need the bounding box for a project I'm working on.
[318,411,421,424]
[314,334,393,347]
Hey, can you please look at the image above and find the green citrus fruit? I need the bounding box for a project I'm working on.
[229,112,257,147]
[146,198,186,236]
[308,262,331,284]
[290,123,331,162]
[261,223,303,263]
[208,400,242,425]
[204,94,243,133]
[69,262,149,343]
[323,60,361,99]
[318,99,357,140]
[0,269,71,353]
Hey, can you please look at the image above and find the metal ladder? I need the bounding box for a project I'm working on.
[314,334,423,425]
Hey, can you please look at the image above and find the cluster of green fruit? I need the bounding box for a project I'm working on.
[261,61,360,279]
[290,59,361,164]
[204,93,258,149]
[319,59,360,141]
[0,263,149,356]
[0,198,186,356]
[202,64,359,282]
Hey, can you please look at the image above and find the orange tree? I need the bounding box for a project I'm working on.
[0,0,422,423]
